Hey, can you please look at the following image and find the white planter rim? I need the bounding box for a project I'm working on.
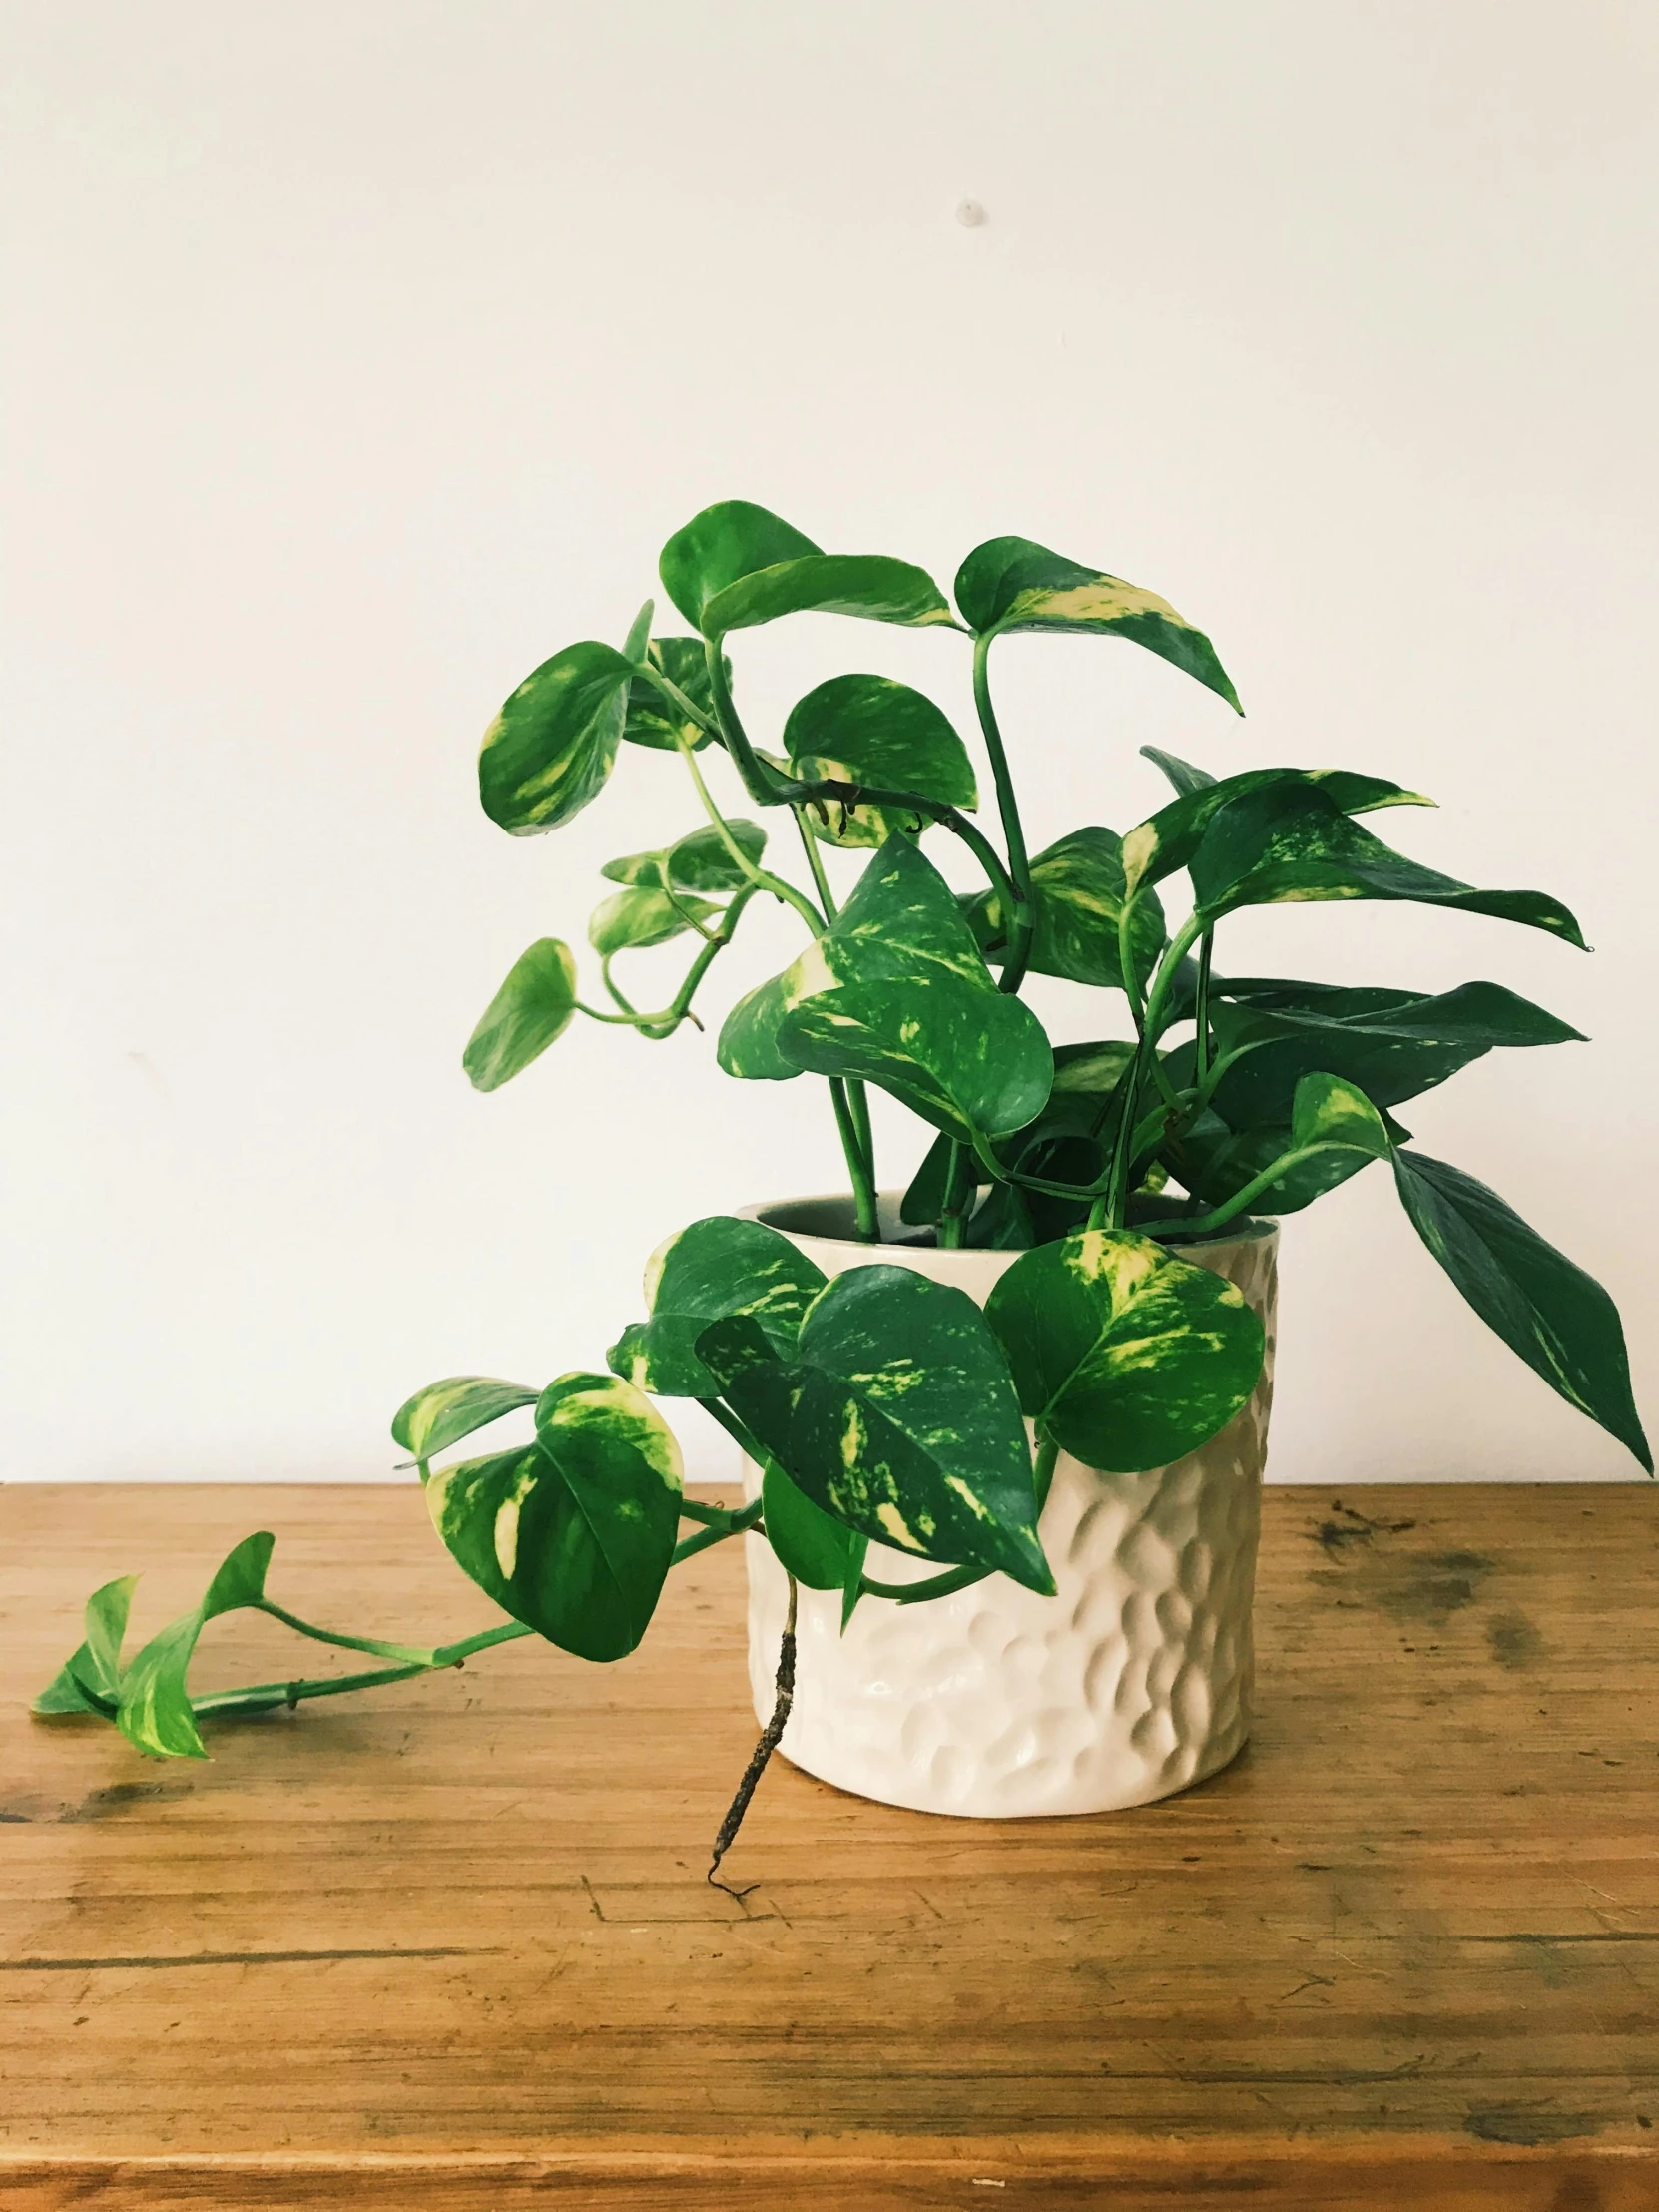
[739,1188,1278,1259]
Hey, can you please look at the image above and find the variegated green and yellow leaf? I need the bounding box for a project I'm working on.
[984,1231,1265,1473]
[962,827,1167,993]
[607,1215,828,1397]
[110,1533,276,1759]
[426,1374,683,1662]
[478,641,634,835]
[588,885,722,956]
[1121,767,1434,900]
[390,1376,539,1462]
[659,500,824,630]
[462,939,579,1092]
[783,673,977,848]
[33,1574,141,1718]
[623,636,721,752]
[953,536,1240,711]
[697,1268,1052,1592]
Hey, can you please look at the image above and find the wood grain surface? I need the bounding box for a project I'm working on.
[0,1481,1655,2210]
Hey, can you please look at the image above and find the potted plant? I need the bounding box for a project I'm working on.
[39,502,1650,1875]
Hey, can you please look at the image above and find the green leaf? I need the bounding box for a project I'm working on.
[623,637,721,752]
[1392,1152,1650,1471]
[607,1214,828,1398]
[719,835,1019,1088]
[984,1231,1265,1473]
[781,974,1054,1143]
[697,1269,1052,1593]
[1192,980,1584,1129]
[1141,744,1216,796]
[899,1130,957,1226]
[478,641,634,835]
[1189,783,1586,947]
[427,1375,684,1661]
[761,1459,868,1595]
[1122,767,1434,900]
[588,885,721,956]
[963,827,1167,992]
[704,555,954,640]
[35,1574,141,1718]
[115,1533,276,1759]
[659,500,824,630]
[462,939,579,1092]
[953,536,1241,711]
[391,1377,539,1460]
[601,820,767,894]
[716,971,802,1082]
[784,674,977,848]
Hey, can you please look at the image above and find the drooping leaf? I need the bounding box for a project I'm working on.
[1187,980,1584,1130]
[899,1130,957,1226]
[1188,782,1586,947]
[462,939,579,1092]
[780,974,1054,1143]
[1141,744,1216,796]
[984,1231,1265,1472]
[114,1533,276,1759]
[623,637,722,752]
[588,885,722,957]
[953,536,1241,711]
[478,641,634,835]
[607,1215,828,1398]
[1121,767,1434,899]
[697,1271,1052,1592]
[761,1459,868,1595]
[784,674,977,848]
[1392,1152,1650,1471]
[704,555,953,639]
[601,819,767,894]
[962,827,1167,992]
[659,500,824,630]
[427,1375,684,1661]
[391,1377,539,1461]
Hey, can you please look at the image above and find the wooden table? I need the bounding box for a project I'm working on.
[1,1482,1655,2210]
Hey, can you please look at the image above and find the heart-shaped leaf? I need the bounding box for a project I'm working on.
[984,1231,1265,1472]
[1165,1071,1395,1216]
[427,1374,684,1661]
[1189,783,1585,946]
[588,885,722,956]
[784,674,977,848]
[601,820,767,894]
[953,536,1241,710]
[697,1268,1052,1592]
[718,835,1015,1087]
[1122,767,1433,899]
[962,827,1167,992]
[779,974,1054,1143]
[659,500,824,630]
[607,1214,828,1398]
[391,1377,539,1461]
[623,637,722,752]
[1392,1152,1650,1471]
[113,1533,276,1759]
[478,641,634,834]
[462,939,579,1092]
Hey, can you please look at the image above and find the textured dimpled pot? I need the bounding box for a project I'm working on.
[739,1194,1280,1819]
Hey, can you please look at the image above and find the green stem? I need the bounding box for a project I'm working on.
[1193,931,1215,1084]
[674,732,825,936]
[253,1601,445,1669]
[830,1078,880,1242]
[698,1397,773,1466]
[789,808,877,1210]
[935,1141,975,1249]
[189,1618,535,1721]
[703,638,794,804]
[971,630,1035,993]
[1134,1141,1352,1243]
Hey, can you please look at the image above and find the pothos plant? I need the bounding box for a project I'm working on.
[39,503,1649,1876]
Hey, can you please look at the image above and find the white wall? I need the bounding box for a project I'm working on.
[4,0,1655,1486]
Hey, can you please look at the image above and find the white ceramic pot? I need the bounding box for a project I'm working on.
[739,1192,1279,1819]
